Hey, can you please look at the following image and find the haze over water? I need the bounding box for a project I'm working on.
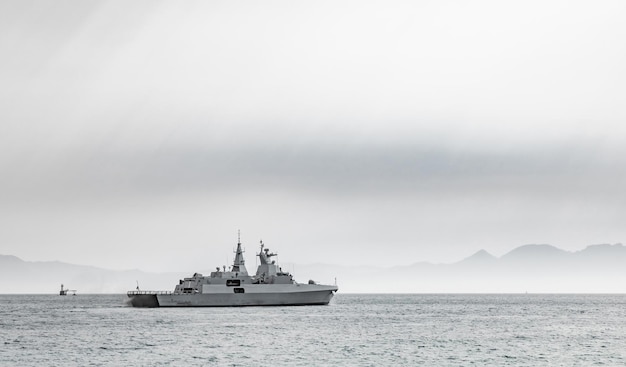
[2,294,625,366]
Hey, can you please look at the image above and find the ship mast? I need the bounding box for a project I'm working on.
[231,230,248,275]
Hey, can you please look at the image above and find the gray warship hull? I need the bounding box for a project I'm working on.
[128,284,336,307]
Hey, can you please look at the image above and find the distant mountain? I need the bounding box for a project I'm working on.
[500,244,569,261]
[457,249,497,264]
[299,243,626,293]
[0,255,188,294]
[2,243,626,293]
[1,255,22,264]
[576,243,626,262]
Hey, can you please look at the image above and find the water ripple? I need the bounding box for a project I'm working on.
[1,294,625,365]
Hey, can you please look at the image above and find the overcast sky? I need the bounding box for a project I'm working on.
[1,0,625,272]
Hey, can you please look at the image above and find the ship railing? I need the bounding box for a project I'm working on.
[127,290,172,296]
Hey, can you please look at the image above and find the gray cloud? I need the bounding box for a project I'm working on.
[3,137,625,204]
[1,0,626,271]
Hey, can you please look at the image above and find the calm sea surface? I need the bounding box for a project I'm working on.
[1,294,625,366]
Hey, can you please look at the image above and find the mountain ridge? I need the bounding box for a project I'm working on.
[2,243,625,293]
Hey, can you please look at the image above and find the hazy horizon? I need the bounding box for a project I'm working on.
[1,1,626,274]
[2,241,624,270]
[3,242,626,294]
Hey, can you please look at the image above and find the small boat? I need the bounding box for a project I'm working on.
[127,236,338,307]
[59,284,76,296]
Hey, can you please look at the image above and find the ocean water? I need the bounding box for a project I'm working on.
[1,294,625,366]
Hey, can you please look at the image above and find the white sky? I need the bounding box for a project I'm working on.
[1,0,626,272]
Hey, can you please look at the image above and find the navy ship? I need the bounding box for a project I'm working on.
[128,236,338,307]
